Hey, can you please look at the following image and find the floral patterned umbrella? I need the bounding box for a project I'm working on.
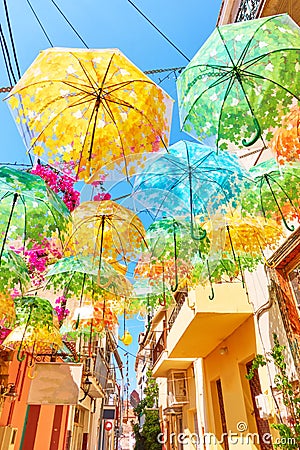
[3,296,62,361]
[0,249,30,295]
[65,200,146,270]
[133,140,249,237]
[0,292,16,329]
[46,254,132,300]
[0,167,71,261]
[190,211,285,296]
[177,14,300,151]
[6,47,173,181]
[241,159,300,231]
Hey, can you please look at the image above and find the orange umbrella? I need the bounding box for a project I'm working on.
[269,105,300,165]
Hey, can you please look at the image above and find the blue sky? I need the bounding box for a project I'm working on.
[0,0,222,387]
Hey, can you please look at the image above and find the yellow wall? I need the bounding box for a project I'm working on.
[204,317,259,449]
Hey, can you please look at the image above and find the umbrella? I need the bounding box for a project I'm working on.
[177,14,300,151]
[143,217,210,290]
[46,254,132,301]
[65,199,147,269]
[0,292,16,328]
[133,140,249,238]
[0,166,71,261]
[188,211,285,298]
[269,105,300,165]
[3,296,62,361]
[0,249,30,295]
[240,159,300,231]
[6,47,173,181]
[129,278,174,312]
[134,253,192,292]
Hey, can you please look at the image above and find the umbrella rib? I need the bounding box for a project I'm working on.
[99,97,131,182]
[26,93,96,151]
[102,92,168,151]
[267,172,300,210]
[239,67,300,101]
[69,52,99,92]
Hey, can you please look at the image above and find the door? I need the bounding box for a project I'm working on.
[246,361,273,450]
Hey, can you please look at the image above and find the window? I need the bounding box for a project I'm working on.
[289,262,300,307]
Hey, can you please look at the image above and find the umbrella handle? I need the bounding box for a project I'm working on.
[190,221,207,241]
[17,344,26,362]
[206,261,214,301]
[242,118,261,147]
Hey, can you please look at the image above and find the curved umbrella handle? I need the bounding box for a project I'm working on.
[17,344,26,362]
[190,221,207,241]
[242,117,261,147]
[206,261,214,301]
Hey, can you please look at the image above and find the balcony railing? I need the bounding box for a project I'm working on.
[152,331,166,365]
[235,0,261,22]
[168,289,188,331]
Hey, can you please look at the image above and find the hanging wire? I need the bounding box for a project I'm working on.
[0,23,16,84]
[127,0,190,62]
[49,0,89,48]
[3,0,21,79]
[26,0,54,47]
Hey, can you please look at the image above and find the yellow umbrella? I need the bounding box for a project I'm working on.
[65,199,147,270]
[6,48,173,181]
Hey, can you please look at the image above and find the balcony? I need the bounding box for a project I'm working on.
[166,282,253,359]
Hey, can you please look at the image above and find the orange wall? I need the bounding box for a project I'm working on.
[0,352,69,450]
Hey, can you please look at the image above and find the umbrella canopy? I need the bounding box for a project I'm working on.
[0,167,71,260]
[269,105,300,165]
[0,249,30,294]
[129,278,174,312]
[4,296,62,360]
[46,254,132,299]
[133,140,249,237]
[177,14,300,151]
[65,200,146,269]
[6,47,173,181]
[241,159,300,231]
[135,253,192,292]
[70,300,118,333]
[0,292,16,328]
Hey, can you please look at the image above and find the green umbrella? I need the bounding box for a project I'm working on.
[177,14,300,151]
[9,296,62,361]
[0,249,30,294]
[144,217,210,291]
[46,254,132,300]
[0,166,71,260]
[241,159,300,231]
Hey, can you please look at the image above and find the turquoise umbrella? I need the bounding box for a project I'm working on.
[133,140,250,239]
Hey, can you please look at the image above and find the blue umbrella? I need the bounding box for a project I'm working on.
[133,140,250,239]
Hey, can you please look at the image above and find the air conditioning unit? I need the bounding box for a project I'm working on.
[0,426,17,450]
[167,370,188,406]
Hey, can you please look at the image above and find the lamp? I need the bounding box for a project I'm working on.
[79,374,93,402]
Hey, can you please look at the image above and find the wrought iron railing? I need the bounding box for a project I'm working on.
[152,331,166,365]
[168,289,188,331]
[235,0,261,22]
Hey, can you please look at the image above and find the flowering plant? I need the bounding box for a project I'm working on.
[31,163,80,211]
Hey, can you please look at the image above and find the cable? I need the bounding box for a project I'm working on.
[3,0,21,79]
[127,0,190,62]
[0,24,17,84]
[0,27,12,85]
[26,0,54,47]
[49,0,89,48]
